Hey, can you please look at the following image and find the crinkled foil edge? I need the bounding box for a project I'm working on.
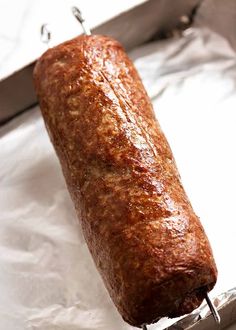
[169,288,236,329]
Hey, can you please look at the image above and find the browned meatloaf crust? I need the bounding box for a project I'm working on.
[33,35,217,327]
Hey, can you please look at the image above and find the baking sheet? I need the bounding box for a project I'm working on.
[1,23,236,330]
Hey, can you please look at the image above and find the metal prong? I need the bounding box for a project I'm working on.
[40,24,51,48]
[205,293,221,324]
[142,325,147,330]
[72,6,91,35]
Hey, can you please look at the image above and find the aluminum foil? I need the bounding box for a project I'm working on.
[169,288,236,329]
[1,5,236,330]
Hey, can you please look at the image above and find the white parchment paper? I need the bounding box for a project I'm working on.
[1,20,236,330]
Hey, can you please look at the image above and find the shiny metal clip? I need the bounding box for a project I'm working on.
[205,292,221,324]
[71,6,91,36]
[40,24,51,48]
